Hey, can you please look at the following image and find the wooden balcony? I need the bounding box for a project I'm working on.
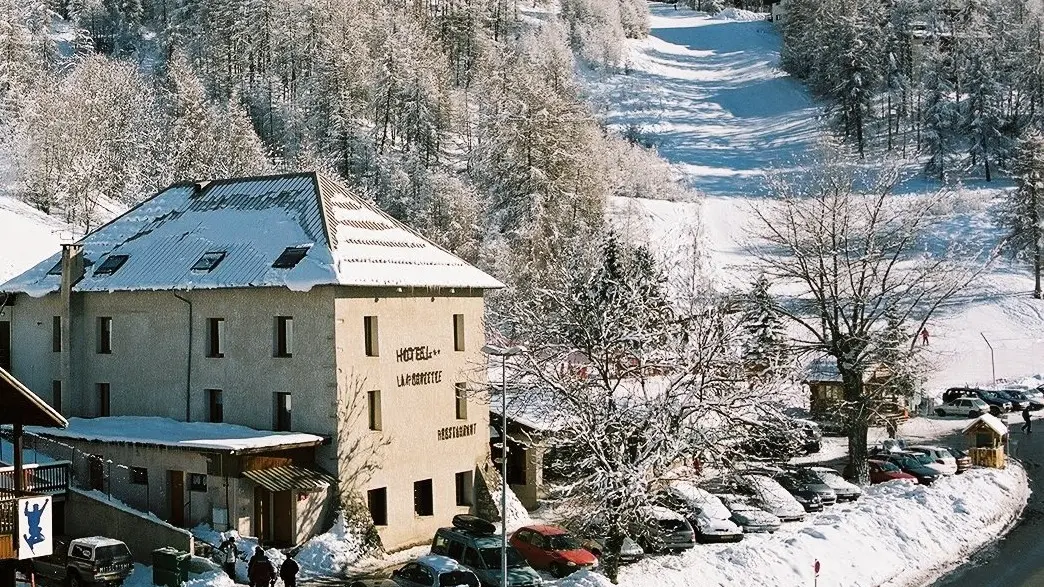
[0,462,70,497]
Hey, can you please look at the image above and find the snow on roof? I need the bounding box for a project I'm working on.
[805,356,842,382]
[2,172,503,296]
[27,416,324,453]
[416,554,465,573]
[74,536,129,548]
[489,389,569,433]
[962,413,1008,437]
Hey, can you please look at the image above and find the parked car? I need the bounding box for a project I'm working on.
[992,389,1027,411]
[906,445,958,476]
[736,475,807,521]
[942,387,981,404]
[717,495,781,533]
[32,537,134,587]
[510,525,596,578]
[579,535,644,565]
[935,397,989,418]
[636,507,697,554]
[661,482,743,543]
[772,470,835,510]
[948,447,972,473]
[431,516,543,587]
[376,555,481,587]
[1004,390,1044,410]
[807,467,862,501]
[867,459,918,484]
[975,390,1013,413]
[874,453,941,485]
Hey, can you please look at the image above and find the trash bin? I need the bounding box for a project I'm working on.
[152,547,191,587]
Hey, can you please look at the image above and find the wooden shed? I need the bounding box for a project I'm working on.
[804,357,908,426]
[962,414,1008,469]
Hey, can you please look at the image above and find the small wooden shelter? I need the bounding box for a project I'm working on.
[962,414,1007,469]
[804,357,908,425]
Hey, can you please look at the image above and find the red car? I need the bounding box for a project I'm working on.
[868,459,917,484]
[509,525,597,578]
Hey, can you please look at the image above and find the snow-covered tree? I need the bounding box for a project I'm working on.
[749,154,980,484]
[740,275,789,383]
[499,232,761,582]
[1003,131,1044,298]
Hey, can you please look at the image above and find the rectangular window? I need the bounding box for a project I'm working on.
[364,316,379,357]
[189,473,207,492]
[275,316,293,357]
[274,392,292,431]
[97,383,110,417]
[455,383,468,420]
[130,467,148,485]
[367,390,382,431]
[206,318,224,358]
[453,314,465,351]
[207,389,223,424]
[52,380,62,412]
[413,479,434,516]
[52,316,61,353]
[455,471,473,507]
[97,317,112,354]
[367,487,388,526]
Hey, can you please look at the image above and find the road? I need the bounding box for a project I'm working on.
[933,429,1044,587]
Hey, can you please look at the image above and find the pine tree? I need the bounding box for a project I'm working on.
[741,275,788,382]
[1003,131,1044,298]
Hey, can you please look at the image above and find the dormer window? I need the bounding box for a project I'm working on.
[272,246,309,269]
[192,251,226,272]
[94,255,128,276]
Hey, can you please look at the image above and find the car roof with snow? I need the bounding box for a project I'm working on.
[416,554,467,573]
[1,171,504,295]
[74,537,125,548]
[647,505,688,521]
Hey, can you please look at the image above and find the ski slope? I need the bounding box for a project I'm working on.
[596,6,1044,393]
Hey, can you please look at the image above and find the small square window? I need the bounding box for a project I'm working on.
[207,389,223,423]
[189,473,207,492]
[52,316,61,352]
[192,251,226,272]
[207,318,224,358]
[455,471,473,507]
[364,316,379,357]
[368,487,388,526]
[130,467,148,485]
[275,316,293,357]
[455,383,468,420]
[453,314,465,351]
[97,317,112,354]
[94,254,128,276]
[272,247,309,269]
[413,479,433,517]
[274,392,292,431]
[368,390,382,431]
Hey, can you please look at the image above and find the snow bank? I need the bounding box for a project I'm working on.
[490,485,534,533]
[556,570,614,587]
[123,563,233,587]
[714,7,767,21]
[293,512,369,576]
[616,464,1028,587]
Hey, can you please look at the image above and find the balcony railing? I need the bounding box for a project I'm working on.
[0,462,70,496]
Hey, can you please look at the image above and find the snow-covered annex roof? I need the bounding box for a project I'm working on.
[27,416,325,454]
[1,172,503,296]
[962,413,1008,437]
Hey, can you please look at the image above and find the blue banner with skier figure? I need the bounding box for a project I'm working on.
[18,496,52,559]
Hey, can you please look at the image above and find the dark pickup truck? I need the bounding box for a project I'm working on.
[32,537,133,587]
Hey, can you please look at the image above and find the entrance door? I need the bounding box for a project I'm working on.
[254,486,276,543]
[273,491,293,546]
[168,471,185,527]
[0,321,10,372]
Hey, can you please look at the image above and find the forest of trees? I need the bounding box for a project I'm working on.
[781,0,1044,180]
[0,0,679,291]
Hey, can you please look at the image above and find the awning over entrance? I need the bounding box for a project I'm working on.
[242,465,336,493]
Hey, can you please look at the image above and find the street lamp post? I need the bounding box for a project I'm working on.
[481,344,523,587]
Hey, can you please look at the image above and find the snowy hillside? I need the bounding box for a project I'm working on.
[0,195,73,283]
[595,6,1044,393]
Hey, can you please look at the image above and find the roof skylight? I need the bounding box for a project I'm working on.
[94,254,129,276]
[192,251,227,272]
[272,246,309,269]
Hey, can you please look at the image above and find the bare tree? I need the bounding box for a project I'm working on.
[498,232,769,583]
[748,157,983,484]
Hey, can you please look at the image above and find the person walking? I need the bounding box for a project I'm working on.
[921,328,930,346]
[247,547,275,587]
[279,556,300,587]
[1022,406,1033,434]
[218,535,239,580]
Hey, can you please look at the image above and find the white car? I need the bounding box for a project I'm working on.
[808,467,862,501]
[738,475,807,521]
[665,481,743,543]
[718,495,781,533]
[906,445,958,476]
[935,397,989,418]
